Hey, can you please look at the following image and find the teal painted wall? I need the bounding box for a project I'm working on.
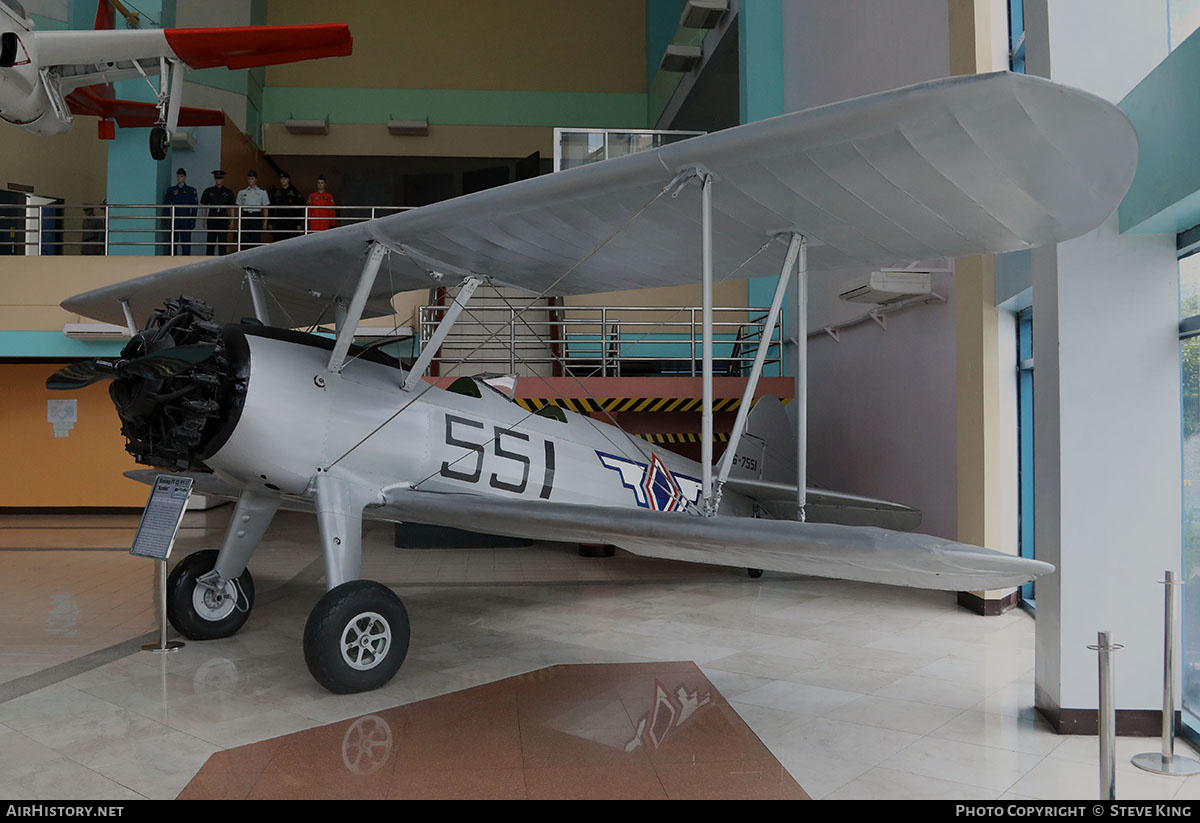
[738,0,785,126]
[261,88,647,129]
[739,1,787,375]
[646,0,687,87]
[0,331,125,358]
[105,1,174,255]
[1119,25,1200,235]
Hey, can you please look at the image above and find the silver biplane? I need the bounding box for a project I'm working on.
[48,72,1135,693]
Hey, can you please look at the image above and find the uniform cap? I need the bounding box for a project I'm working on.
[211,170,226,178]
[175,167,187,176]
[247,170,257,178]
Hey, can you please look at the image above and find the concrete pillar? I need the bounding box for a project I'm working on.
[949,1,1022,614]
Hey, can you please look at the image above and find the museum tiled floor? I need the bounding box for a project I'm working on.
[1,508,1198,800]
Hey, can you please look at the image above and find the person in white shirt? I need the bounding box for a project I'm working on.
[235,170,270,248]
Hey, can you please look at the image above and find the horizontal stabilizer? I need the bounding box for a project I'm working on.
[725,477,923,531]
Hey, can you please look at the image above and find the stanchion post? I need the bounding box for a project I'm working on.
[1132,570,1200,775]
[1089,630,1123,800]
[143,557,184,654]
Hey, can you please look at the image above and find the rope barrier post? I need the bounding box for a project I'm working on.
[1132,570,1200,775]
[1089,630,1124,800]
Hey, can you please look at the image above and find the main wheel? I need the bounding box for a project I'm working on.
[747,568,764,578]
[166,549,255,640]
[149,126,169,160]
[303,580,410,694]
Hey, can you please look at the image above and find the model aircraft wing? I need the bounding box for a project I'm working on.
[33,24,351,92]
[65,85,224,127]
[62,71,1136,328]
[377,489,1051,592]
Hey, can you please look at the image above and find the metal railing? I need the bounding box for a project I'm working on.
[0,202,413,256]
[418,302,784,377]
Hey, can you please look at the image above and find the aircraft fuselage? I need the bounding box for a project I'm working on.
[203,326,754,518]
[0,8,61,133]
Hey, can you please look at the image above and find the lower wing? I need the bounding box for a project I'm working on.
[130,471,1050,591]
[66,85,225,128]
[377,489,1051,592]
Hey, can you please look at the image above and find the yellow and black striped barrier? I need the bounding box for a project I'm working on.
[631,432,730,444]
[514,395,788,413]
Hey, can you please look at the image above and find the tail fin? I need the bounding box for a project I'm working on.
[729,395,796,484]
[725,395,923,530]
[93,0,115,30]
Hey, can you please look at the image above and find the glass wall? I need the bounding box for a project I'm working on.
[1018,308,1035,607]
[553,129,705,172]
[1179,247,1200,736]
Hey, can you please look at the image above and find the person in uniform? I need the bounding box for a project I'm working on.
[235,170,270,248]
[268,171,304,242]
[306,174,337,232]
[163,167,198,255]
[200,170,235,256]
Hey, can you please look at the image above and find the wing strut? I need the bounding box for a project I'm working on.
[328,242,386,373]
[714,232,804,506]
[402,275,483,391]
[795,234,808,521]
[243,268,270,325]
[119,298,137,336]
[701,171,714,513]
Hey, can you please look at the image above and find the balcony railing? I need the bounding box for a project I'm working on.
[0,202,413,256]
[419,302,784,378]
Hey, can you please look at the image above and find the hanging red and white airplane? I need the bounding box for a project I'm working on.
[0,0,351,158]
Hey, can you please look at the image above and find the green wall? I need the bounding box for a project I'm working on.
[1119,26,1200,235]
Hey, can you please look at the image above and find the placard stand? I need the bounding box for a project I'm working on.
[143,560,184,654]
[131,475,193,654]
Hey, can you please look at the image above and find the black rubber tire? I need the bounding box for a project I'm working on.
[166,549,255,640]
[303,580,410,694]
[150,126,168,161]
[747,568,764,579]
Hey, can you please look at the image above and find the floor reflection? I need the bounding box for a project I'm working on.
[179,662,809,800]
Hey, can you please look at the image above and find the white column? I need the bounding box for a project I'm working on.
[1027,0,1179,722]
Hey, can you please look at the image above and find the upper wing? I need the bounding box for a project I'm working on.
[34,24,351,92]
[62,71,1136,328]
[378,489,1053,592]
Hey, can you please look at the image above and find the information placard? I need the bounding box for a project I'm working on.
[130,475,193,560]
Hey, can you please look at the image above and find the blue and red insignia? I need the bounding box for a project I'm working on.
[596,450,702,511]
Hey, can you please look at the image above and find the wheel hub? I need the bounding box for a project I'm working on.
[340,611,391,671]
[192,579,238,622]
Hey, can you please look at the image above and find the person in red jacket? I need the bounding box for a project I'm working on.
[306,174,337,232]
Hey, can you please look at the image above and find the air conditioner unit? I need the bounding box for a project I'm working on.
[838,270,933,305]
[284,117,330,135]
[63,323,130,340]
[659,44,702,73]
[387,119,429,136]
[680,0,728,29]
